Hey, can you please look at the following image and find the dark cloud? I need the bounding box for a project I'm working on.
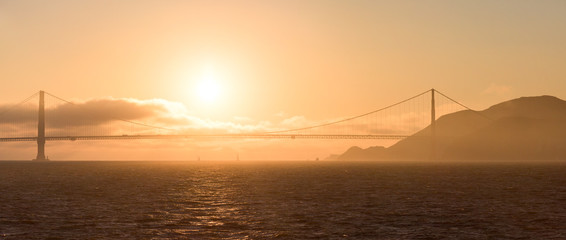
[0,98,173,136]
[0,103,37,123]
[0,97,273,136]
[46,98,167,128]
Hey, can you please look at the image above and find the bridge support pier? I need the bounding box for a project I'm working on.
[430,88,436,161]
[33,90,48,161]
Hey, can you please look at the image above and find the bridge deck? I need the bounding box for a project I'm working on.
[0,134,408,142]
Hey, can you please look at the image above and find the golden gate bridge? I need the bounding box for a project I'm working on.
[0,89,474,161]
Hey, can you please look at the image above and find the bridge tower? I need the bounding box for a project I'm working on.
[33,90,48,161]
[430,88,436,160]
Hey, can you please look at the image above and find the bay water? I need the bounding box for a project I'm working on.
[1,161,565,239]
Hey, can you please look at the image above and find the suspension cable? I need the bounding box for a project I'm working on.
[36,88,490,136]
[265,89,432,134]
[435,89,492,120]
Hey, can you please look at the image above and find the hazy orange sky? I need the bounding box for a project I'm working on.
[1,1,565,160]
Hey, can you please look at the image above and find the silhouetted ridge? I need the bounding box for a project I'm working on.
[338,95,566,161]
[483,95,566,120]
[444,116,566,160]
[338,146,387,161]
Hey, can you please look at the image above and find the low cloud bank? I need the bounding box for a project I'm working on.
[1,97,437,136]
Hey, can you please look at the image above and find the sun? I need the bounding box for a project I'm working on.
[196,67,222,104]
[197,79,220,103]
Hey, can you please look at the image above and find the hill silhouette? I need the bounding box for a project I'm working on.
[338,96,566,161]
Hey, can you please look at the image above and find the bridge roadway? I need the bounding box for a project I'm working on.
[0,134,408,142]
